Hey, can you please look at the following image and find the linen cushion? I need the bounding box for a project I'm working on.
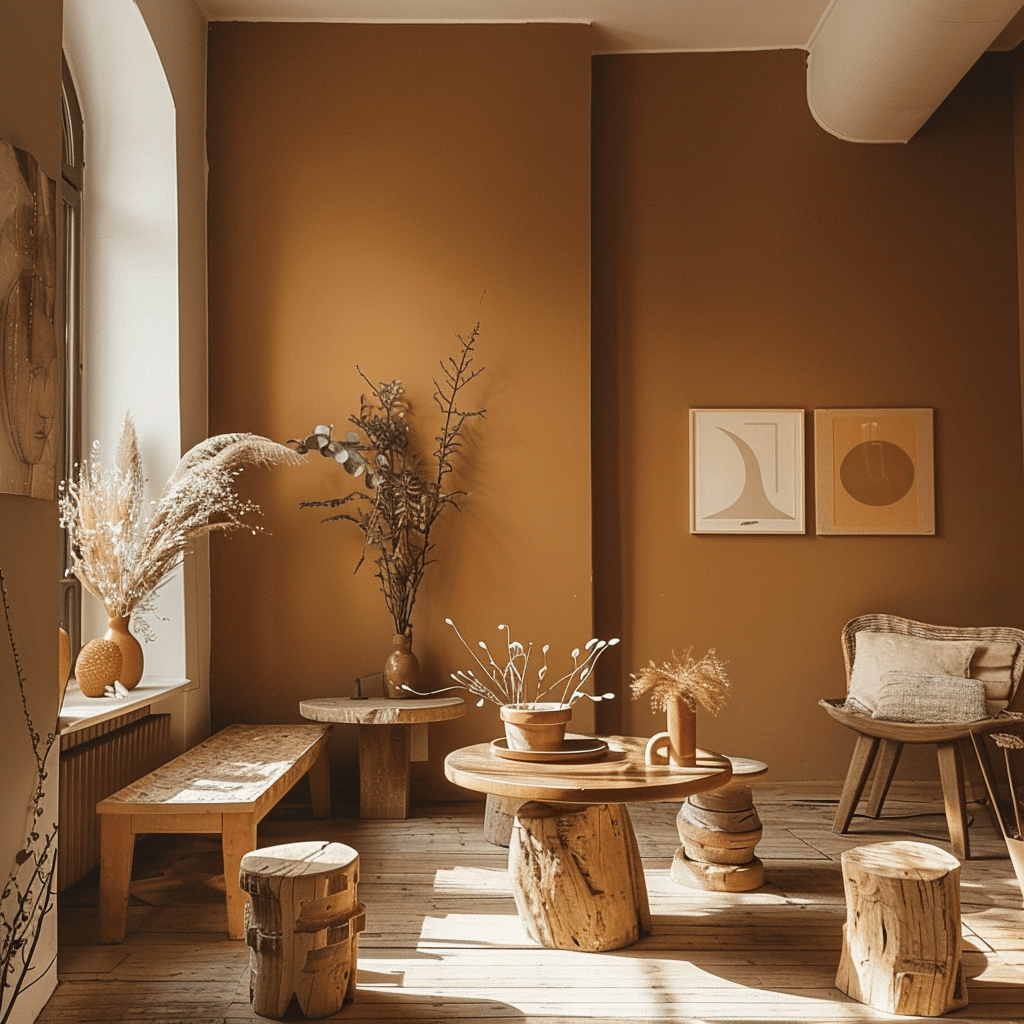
[846,632,976,714]
[872,671,988,723]
[968,640,1018,714]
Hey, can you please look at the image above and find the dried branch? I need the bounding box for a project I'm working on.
[289,325,485,638]
[0,567,58,1023]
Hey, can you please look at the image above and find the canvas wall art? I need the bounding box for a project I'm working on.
[0,137,59,500]
[690,409,805,534]
[814,408,934,535]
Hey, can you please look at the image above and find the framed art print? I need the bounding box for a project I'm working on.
[814,408,934,535]
[690,409,805,534]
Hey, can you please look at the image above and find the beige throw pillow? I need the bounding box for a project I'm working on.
[846,633,976,714]
[872,671,988,723]
[969,640,1018,714]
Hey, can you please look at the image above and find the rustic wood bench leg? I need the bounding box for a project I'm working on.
[99,815,135,944]
[223,814,258,940]
[308,744,332,819]
[358,723,411,819]
[509,801,651,951]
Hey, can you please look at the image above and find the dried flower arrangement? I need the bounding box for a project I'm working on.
[971,731,1024,840]
[59,416,301,637]
[288,326,485,640]
[1,567,58,1022]
[630,647,730,714]
[410,618,618,707]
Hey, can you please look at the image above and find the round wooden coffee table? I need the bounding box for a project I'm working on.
[300,696,465,819]
[445,736,732,951]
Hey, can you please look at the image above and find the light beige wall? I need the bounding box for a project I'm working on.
[206,23,593,800]
[0,3,64,1016]
[592,49,1024,781]
[133,0,211,747]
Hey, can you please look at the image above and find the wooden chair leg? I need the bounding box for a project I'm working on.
[936,740,970,860]
[833,734,879,834]
[866,739,903,818]
[99,815,135,944]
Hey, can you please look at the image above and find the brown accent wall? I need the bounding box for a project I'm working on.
[592,50,1024,780]
[206,24,593,799]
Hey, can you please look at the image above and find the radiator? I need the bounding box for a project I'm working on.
[58,712,173,891]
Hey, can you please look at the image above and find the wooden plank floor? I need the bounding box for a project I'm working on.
[42,783,1024,1022]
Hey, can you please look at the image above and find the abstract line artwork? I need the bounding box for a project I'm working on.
[690,410,805,534]
[0,138,59,500]
[814,409,934,535]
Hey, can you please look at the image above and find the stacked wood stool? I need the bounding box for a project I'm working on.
[239,841,366,1020]
[672,756,768,891]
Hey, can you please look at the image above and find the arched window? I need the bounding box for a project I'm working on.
[60,54,84,656]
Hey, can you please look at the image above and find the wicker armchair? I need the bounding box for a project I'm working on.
[820,613,1024,859]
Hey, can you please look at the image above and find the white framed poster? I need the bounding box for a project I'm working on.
[690,409,805,534]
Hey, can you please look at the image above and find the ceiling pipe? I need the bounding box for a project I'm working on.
[806,0,1024,143]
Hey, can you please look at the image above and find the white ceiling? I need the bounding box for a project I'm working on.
[194,0,1024,55]
[193,0,1024,141]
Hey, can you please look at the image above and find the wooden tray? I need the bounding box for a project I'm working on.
[490,737,609,763]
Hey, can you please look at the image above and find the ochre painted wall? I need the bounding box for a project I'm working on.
[592,50,1024,780]
[206,24,593,800]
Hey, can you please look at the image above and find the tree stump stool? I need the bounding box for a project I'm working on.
[836,841,967,1017]
[240,841,366,1020]
[671,757,768,892]
[509,801,651,951]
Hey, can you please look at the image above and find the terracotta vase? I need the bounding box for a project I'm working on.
[645,697,697,767]
[383,633,420,699]
[104,614,144,690]
[58,625,72,707]
[499,702,572,752]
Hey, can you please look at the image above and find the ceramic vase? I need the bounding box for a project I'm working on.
[645,697,697,767]
[1007,837,1024,903]
[104,614,144,690]
[58,625,72,707]
[499,702,572,752]
[383,633,420,699]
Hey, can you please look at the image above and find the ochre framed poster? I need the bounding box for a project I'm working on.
[814,408,934,535]
[689,409,805,534]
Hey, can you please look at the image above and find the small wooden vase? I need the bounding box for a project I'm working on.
[383,633,420,699]
[500,702,572,752]
[645,697,697,767]
[104,614,144,690]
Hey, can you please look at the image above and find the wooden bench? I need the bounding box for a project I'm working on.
[96,723,331,943]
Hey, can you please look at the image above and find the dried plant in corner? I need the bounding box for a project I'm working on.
[408,618,618,708]
[288,325,485,640]
[0,567,58,1024]
[59,416,302,637]
[630,647,731,714]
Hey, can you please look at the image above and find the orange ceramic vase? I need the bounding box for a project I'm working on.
[104,614,144,690]
[383,633,420,699]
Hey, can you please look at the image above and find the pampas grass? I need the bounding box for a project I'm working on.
[59,416,302,635]
[630,647,730,714]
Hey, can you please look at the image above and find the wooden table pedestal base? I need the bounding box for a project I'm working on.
[240,841,366,1020]
[835,841,967,1017]
[509,801,651,951]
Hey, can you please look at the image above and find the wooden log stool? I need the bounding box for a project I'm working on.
[509,801,651,951]
[239,841,366,1020]
[672,756,768,892]
[836,841,967,1017]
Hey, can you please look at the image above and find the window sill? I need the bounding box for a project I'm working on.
[59,676,193,736]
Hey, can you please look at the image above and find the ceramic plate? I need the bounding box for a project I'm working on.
[490,736,609,763]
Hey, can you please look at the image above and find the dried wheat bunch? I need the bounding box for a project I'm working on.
[630,647,730,714]
[59,416,302,634]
